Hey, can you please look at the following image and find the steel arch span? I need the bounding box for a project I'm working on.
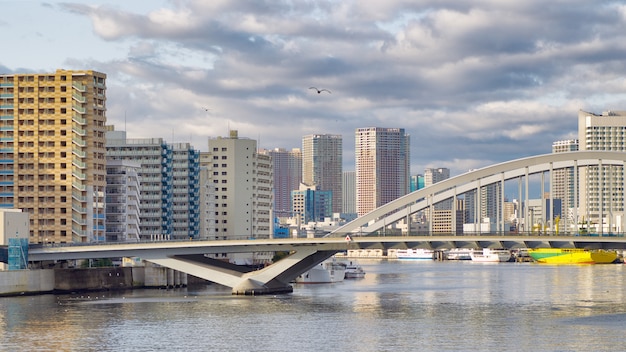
[330,151,626,237]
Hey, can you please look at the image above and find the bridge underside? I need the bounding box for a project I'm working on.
[144,248,341,295]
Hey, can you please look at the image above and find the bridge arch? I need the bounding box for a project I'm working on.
[330,151,626,237]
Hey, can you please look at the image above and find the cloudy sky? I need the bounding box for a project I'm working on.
[2,0,626,176]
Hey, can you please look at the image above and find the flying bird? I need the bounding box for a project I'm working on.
[309,87,331,94]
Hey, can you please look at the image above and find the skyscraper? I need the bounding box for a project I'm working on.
[302,134,342,213]
[578,110,626,231]
[261,147,302,218]
[0,69,107,243]
[355,127,410,216]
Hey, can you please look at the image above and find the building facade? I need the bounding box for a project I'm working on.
[261,147,301,218]
[292,183,332,225]
[105,160,141,242]
[578,110,626,231]
[355,127,410,216]
[171,143,201,239]
[106,130,175,240]
[302,134,342,213]
[202,130,272,241]
[551,139,579,223]
[0,69,107,243]
[342,171,356,214]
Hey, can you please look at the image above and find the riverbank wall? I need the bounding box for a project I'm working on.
[0,265,198,297]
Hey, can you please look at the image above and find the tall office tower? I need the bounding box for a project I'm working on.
[424,168,450,187]
[261,147,302,218]
[106,130,175,240]
[552,139,579,223]
[171,143,201,239]
[302,134,343,213]
[0,69,107,244]
[202,130,272,241]
[355,127,410,216]
[292,183,332,224]
[578,110,626,230]
[342,171,356,214]
[105,160,141,242]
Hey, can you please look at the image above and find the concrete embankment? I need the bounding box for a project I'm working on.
[0,265,200,297]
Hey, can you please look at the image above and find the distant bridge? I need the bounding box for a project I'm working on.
[14,151,626,295]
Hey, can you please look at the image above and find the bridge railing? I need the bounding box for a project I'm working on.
[327,231,626,238]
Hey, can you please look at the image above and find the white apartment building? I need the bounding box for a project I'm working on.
[203,130,272,241]
[551,139,579,225]
[578,110,626,232]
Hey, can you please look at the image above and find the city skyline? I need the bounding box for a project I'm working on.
[2,1,625,177]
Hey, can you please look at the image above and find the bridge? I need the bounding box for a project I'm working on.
[16,151,626,294]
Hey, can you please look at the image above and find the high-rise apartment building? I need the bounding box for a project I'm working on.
[551,139,579,222]
[260,147,301,218]
[107,133,201,240]
[578,110,626,230]
[171,143,201,239]
[105,160,141,242]
[302,134,342,213]
[355,127,410,216]
[106,130,175,240]
[0,69,107,243]
[201,130,272,241]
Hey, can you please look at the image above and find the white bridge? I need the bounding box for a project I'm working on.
[22,151,626,294]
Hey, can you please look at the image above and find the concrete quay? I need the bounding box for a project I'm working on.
[0,265,194,297]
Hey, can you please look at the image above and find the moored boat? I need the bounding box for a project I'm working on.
[470,248,511,262]
[295,260,347,284]
[344,261,366,279]
[396,248,434,260]
[528,248,618,264]
[446,248,474,260]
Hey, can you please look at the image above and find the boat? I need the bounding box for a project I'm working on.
[343,261,366,279]
[528,248,618,264]
[395,248,434,260]
[470,248,511,262]
[295,260,347,284]
[445,248,474,260]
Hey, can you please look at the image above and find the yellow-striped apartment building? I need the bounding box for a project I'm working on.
[0,69,107,244]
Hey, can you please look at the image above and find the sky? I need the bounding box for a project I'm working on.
[2,0,626,176]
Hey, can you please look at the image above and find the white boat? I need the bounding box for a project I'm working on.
[343,262,366,279]
[470,248,511,262]
[446,248,474,260]
[396,248,434,260]
[295,260,346,284]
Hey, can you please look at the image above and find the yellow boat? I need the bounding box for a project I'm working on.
[528,248,618,264]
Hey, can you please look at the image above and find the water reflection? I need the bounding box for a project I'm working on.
[1,260,625,351]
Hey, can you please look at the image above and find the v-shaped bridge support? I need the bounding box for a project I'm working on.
[145,248,341,295]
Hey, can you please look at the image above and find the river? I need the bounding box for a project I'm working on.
[1,260,626,351]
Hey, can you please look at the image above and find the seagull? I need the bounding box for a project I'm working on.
[309,87,331,94]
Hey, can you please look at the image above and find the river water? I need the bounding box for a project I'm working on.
[2,260,626,352]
